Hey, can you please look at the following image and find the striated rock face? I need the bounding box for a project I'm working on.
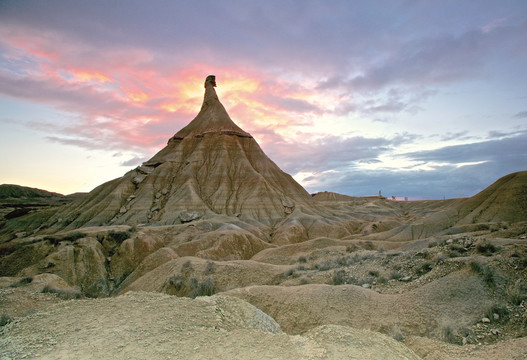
[44,75,312,230]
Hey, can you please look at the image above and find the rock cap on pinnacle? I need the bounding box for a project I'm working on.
[172,75,252,139]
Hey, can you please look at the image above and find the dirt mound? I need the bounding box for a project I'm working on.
[224,270,492,339]
[405,335,527,360]
[0,291,420,359]
[120,257,289,295]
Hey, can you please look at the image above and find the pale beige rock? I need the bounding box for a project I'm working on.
[0,291,421,360]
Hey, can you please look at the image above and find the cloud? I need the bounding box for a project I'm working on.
[120,156,146,167]
[513,111,527,119]
[401,131,527,165]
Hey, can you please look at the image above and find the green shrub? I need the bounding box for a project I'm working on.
[0,313,11,327]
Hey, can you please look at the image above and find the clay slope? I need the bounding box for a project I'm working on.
[455,171,527,224]
[224,270,492,338]
[35,76,311,231]
[0,291,420,360]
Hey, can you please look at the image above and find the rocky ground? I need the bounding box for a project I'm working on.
[1,225,526,359]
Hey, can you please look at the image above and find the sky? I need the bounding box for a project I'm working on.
[0,0,526,199]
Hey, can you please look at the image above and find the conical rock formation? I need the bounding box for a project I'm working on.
[47,75,312,229]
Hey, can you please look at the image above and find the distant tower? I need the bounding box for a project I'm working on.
[379,190,382,198]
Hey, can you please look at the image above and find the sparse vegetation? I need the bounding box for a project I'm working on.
[442,324,458,344]
[487,304,509,323]
[284,268,296,277]
[189,278,216,298]
[297,256,307,263]
[203,261,216,275]
[41,285,82,299]
[181,260,193,274]
[415,261,433,276]
[390,271,403,280]
[470,260,495,287]
[106,230,132,243]
[507,280,527,305]
[332,270,348,285]
[45,232,86,245]
[168,274,184,291]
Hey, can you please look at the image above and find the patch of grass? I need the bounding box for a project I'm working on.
[368,270,379,277]
[9,276,33,287]
[476,242,498,256]
[297,256,307,263]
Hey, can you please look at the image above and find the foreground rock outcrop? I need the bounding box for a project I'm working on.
[0,291,421,360]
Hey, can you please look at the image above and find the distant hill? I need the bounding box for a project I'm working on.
[0,184,74,220]
[456,171,527,224]
[0,184,64,199]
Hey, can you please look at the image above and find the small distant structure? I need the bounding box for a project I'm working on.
[378,190,386,199]
[405,197,408,201]
[392,196,396,200]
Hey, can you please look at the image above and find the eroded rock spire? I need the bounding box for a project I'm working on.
[172,75,251,139]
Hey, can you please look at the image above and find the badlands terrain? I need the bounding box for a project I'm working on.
[1,76,526,359]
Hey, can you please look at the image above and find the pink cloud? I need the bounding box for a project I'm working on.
[0,24,335,158]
